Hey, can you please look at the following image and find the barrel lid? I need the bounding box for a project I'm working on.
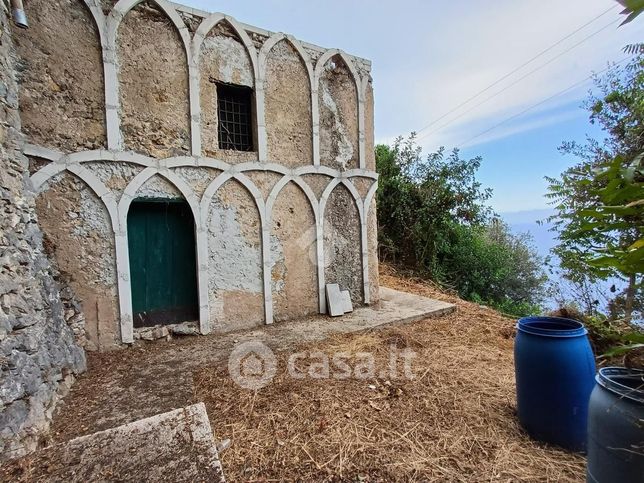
[596,367,644,404]
[516,316,588,338]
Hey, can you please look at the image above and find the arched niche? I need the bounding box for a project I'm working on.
[264,40,313,167]
[15,0,106,152]
[199,20,256,162]
[323,183,363,304]
[35,172,119,351]
[318,55,360,170]
[117,1,190,158]
[207,179,264,331]
[271,182,318,320]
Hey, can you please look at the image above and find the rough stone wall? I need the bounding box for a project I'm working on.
[0,4,85,460]
[319,56,359,170]
[119,1,190,158]
[35,175,119,351]
[13,0,105,152]
[265,40,312,166]
[323,184,363,303]
[271,183,318,320]
[199,22,257,162]
[208,181,264,331]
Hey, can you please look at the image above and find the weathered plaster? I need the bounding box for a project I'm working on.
[244,170,283,200]
[15,0,105,153]
[85,161,144,194]
[118,1,190,158]
[208,180,264,331]
[173,166,222,198]
[318,56,359,170]
[199,22,256,161]
[36,174,119,351]
[323,184,363,304]
[301,173,333,199]
[364,81,376,171]
[264,40,313,167]
[271,183,318,320]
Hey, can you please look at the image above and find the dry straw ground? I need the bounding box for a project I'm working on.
[195,267,586,481]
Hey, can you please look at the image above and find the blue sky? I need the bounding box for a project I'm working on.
[179,0,643,213]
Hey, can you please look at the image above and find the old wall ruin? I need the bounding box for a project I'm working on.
[0,3,86,460]
[15,0,379,351]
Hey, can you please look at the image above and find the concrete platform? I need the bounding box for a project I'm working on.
[2,404,224,482]
[43,288,455,449]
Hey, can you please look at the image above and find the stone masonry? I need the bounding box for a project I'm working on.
[0,1,86,461]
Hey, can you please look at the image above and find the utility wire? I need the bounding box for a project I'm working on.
[416,17,621,143]
[413,4,619,136]
[456,57,630,148]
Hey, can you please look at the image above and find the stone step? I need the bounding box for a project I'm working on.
[2,403,224,482]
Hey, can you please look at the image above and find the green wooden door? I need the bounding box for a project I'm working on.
[127,199,198,328]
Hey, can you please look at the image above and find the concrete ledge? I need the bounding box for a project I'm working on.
[4,403,224,482]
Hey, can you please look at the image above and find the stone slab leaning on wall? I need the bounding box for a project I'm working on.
[0,2,86,461]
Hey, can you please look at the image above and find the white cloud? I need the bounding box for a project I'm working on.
[373,0,644,148]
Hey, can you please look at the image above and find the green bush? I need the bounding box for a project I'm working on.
[376,136,547,316]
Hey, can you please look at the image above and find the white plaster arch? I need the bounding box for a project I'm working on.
[266,176,318,221]
[192,14,261,158]
[258,33,315,167]
[82,0,107,48]
[320,178,364,222]
[364,179,379,217]
[258,33,314,82]
[312,49,365,169]
[266,176,322,312]
[319,178,370,305]
[314,49,362,97]
[26,144,379,336]
[199,172,272,324]
[115,166,207,343]
[105,0,193,152]
[193,14,258,78]
[25,145,378,186]
[35,165,119,233]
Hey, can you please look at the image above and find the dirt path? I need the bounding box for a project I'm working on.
[47,286,453,444]
[32,269,584,481]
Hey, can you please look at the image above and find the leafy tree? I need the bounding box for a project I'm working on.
[376,135,547,316]
[546,53,644,321]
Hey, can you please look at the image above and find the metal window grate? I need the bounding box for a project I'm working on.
[217,83,253,151]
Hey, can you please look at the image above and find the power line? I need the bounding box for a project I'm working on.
[413,4,619,136]
[456,57,630,148]
[416,17,621,143]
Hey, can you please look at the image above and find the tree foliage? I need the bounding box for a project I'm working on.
[546,54,643,322]
[376,136,547,316]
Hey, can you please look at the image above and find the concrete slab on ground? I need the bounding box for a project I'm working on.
[4,403,224,482]
[47,288,455,444]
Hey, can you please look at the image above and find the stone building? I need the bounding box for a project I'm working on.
[14,0,379,351]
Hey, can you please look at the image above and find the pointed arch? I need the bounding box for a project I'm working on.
[116,167,207,341]
[313,50,363,170]
[320,179,368,305]
[260,34,315,167]
[105,0,192,152]
[314,49,362,100]
[268,179,319,320]
[259,33,313,83]
[202,174,271,326]
[193,15,258,78]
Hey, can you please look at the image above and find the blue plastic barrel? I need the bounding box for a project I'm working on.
[587,367,644,483]
[514,316,596,452]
